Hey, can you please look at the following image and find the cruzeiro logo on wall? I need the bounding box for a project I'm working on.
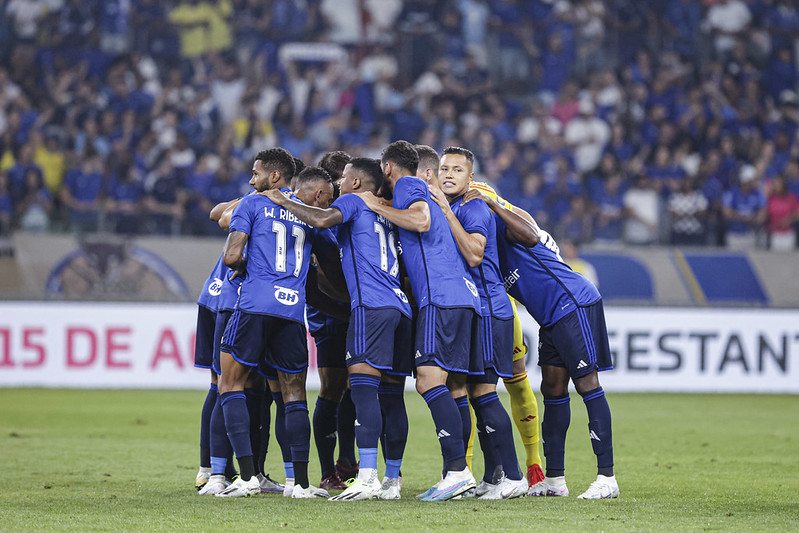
[274,285,300,305]
[208,277,223,296]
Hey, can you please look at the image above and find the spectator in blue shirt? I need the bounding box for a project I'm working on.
[723,165,767,250]
[106,165,144,234]
[61,153,105,232]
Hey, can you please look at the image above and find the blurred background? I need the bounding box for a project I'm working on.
[0,0,797,392]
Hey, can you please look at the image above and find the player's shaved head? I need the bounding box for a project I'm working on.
[294,166,334,208]
[381,140,419,175]
[415,144,441,179]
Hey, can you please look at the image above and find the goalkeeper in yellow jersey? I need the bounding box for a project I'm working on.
[467,180,544,487]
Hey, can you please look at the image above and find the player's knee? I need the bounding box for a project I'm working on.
[574,372,599,396]
[512,358,526,376]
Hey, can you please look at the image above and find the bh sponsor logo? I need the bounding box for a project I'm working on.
[208,277,223,296]
[274,285,300,306]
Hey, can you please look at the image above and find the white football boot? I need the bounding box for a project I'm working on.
[577,475,620,499]
[528,476,569,497]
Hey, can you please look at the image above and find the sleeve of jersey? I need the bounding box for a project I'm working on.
[331,194,358,224]
[228,196,253,235]
[470,181,514,211]
[459,199,491,238]
[393,177,426,210]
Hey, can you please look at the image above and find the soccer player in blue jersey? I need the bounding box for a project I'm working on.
[429,146,527,499]
[193,255,225,491]
[461,187,620,499]
[310,150,358,491]
[265,157,412,501]
[357,141,482,501]
[215,148,340,498]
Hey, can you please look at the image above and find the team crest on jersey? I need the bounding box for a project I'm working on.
[274,285,300,305]
[393,288,409,303]
[208,277,223,296]
[463,277,479,298]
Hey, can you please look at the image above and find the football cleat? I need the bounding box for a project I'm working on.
[528,476,569,497]
[526,464,545,487]
[329,478,382,501]
[379,477,401,500]
[195,466,211,491]
[197,474,230,495]
[320,472,348,491]
[291,484,330,499]
[479,476,528,500]
[474,479,496,497]
[577,475,620,499]
[215,476,260,498]
[416,477,443,499]
[422,468,476,502]
[256,473,285,494]
[282,477,295,497]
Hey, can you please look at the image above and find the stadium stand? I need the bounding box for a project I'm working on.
[0,0,797,252]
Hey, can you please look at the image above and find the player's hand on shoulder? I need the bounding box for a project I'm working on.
[461,188,491,206]
[355,191,388,209]
[427,183,450,211]
[259,188,289,204]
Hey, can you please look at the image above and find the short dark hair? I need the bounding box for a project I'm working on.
[415,144,440,178]
[348,157,384,194]
[255,148,296,179]
[381,140,419,175]
[442,146,474,164]
[294,166,332,189]
[318,150,352,181]
[293,157,306,175]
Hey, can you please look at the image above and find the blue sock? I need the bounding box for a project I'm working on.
[472,392,522,481]
[272,392,292,464]
[470,397,497,483]
[385,459,402,479]
[350,374,382,452]
[284,400,311,463]
[220,391,254,480]
[542,394,571,477]
[453,395,471,456]
[421,385,466,471]
[209,397,230,475]
[378,382,408,465]
[359,448,378,472]
[200,383,218,467]
[244,388,263,474]
[313,396,339,478]
[283,462,295,479]
[581,387,614,477]
[337,389,357,468]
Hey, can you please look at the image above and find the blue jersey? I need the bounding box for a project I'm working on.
[332,193,412,316]
[392,176,480,310]
[449,196,513,319]
[229,189,336,324]
[496,219,600,327]
[197,254,225,311]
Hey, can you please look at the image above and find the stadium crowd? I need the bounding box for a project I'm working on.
[1,0,798,249]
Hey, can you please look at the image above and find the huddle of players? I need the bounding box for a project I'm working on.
[192,141,620,501]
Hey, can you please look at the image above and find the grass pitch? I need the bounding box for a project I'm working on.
[1,389,797,532]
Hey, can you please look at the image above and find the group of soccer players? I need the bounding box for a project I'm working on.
[191,141,620,501]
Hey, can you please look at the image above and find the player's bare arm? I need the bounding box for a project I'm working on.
[357,191,431,232]
[262,188,344,229]
[462,189,540,247]
[429,184,486,267]
[222,230,248,279]
[210,197,240,223]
